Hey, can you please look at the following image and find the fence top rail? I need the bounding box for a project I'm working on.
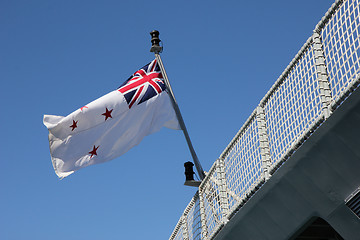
[314,0,344,33]
[199,158,219,190]
[220,36,314,159]
[183,191,199,216]
[219,110,257,159]
[259,36,313,107]
[169,217,183,240]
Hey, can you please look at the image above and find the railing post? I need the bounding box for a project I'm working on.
[181,215,189,240]
[313,31,333,118]
[198,190,208,239]
[256,106,272,180]
[216,158,230,223]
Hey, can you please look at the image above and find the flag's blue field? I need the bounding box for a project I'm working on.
[0,1,332,239]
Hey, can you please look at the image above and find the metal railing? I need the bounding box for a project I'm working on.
[169,0,360,239]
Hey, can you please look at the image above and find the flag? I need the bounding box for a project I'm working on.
[43,59,180,178]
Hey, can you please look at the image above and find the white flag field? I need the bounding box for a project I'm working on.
[43,59,180,178]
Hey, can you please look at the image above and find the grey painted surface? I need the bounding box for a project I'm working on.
[213,87,360,240]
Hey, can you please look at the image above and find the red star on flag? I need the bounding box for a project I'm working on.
[102,107,113,121]
[69,120,78,131]
[80,106,88,111]
[89,145,99,158]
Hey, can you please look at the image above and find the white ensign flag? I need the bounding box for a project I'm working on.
[43,59,180,178]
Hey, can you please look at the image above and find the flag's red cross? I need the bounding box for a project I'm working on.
[89,145,99,158]
[70,120,78,131]
[118,60,165,109]
[102,108,113,121]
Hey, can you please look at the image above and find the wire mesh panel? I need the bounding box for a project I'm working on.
[321,0,360,102]
[185,196,202,240]
[263,42,323,167]
[220,114,264,213]
[199,165,223,239]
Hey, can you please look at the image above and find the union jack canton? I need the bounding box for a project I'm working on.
[118,59,166,109]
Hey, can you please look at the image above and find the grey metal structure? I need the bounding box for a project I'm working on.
[169,0,360,239]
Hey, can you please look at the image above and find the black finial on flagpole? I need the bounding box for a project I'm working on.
[150,30,163,53]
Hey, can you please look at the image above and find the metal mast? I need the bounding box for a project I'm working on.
[149,30,205,180]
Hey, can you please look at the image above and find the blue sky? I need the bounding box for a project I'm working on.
[1,1,333,239]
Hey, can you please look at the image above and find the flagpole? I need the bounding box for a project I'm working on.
[150,30,205,180]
